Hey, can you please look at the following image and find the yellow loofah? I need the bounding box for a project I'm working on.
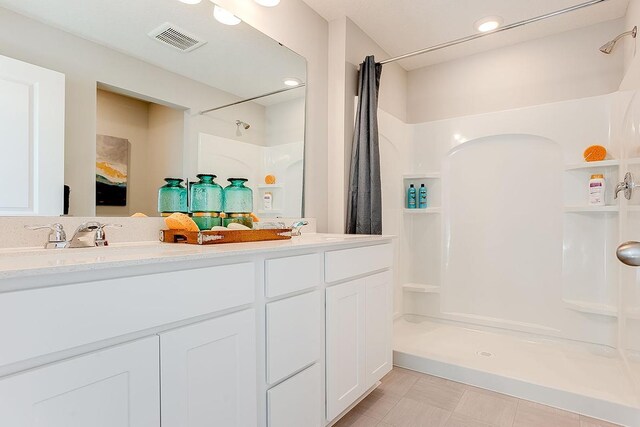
[164,213,199,232]
[131,212,148,218]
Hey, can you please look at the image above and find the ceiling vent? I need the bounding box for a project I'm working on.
[148,23,207,53]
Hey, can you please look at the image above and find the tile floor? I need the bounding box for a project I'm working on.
[334,367,621,427]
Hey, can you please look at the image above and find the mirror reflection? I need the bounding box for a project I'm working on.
[0,0,306,218]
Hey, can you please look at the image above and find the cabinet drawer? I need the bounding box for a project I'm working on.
[325,243,392,283]
[265,253,321,298]
[267,363,321,427]
[266,291,321,384]
[0,262,255,368]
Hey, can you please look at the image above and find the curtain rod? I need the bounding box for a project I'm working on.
[199,84,306,115]
[378,0,609,65]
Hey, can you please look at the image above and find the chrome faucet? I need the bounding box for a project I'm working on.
[25,223,69,249]
[290,221,309,237]
[69,222,122,248]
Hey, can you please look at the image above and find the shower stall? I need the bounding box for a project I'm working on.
[380,90,640,425]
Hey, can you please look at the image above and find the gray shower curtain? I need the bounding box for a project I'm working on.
[346,55,383,235]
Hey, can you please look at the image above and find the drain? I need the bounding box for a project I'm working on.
[476,351,494,357]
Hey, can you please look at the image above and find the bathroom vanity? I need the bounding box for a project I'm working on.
[0,234,394,426]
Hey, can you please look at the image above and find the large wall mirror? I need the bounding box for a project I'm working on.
[0,0,306,218]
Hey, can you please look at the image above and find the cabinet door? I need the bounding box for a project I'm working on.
[160,309,257,427]
[326,279,366,421]
[365,271,393,388]
[0,54,64,215]
[0,336,160,427]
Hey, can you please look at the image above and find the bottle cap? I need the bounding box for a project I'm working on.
[591,174,604,179]
[410,184,414,187]
[421,184,425,187]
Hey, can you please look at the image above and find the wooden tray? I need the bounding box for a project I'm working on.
[160,228,292,245]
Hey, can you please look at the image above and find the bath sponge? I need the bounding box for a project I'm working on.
[164,213,199,232]
[583,145,607,162]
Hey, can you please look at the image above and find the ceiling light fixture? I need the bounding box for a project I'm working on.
[475,16,503,33]
[178,0,202,4]
[212,4,241,25]
[254,0,281,6]
[283,77,302,87]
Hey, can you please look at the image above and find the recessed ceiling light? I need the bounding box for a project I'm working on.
[213,4,241,25]
[178,0,202,4]
[255,0,280,6]
[475,16,503,33]
[283,78,302,87]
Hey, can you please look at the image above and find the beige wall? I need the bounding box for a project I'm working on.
[407,19,625,123]
[96,90,185,217]
[96,90,150,217]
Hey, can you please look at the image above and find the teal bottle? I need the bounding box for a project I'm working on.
[418,184,427,208]
[407,184,417,209]
[190,174,223,229]
[158,178,187,215]
[223,178,253,228]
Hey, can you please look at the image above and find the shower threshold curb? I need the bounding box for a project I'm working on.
[394,350,639,427]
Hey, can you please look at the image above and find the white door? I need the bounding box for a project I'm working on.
[0,337,160,427]
[364,271,393,388]
[160,309,257,427]
[0,54,65,215]
[325,279,366,421]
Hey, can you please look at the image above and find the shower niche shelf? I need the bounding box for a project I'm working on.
[563,299,618,317]
[565,160,620,170]
[563,206,619,213]
[403,283,440,294]
[404,208,441,214]
[403,173,441,210]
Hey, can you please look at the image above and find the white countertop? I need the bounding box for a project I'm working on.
[0,233,393,281]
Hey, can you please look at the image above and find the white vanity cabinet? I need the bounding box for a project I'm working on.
[0,237,394,427]
[160,309,257,427]
[325,244,394,421]
[0,336,160,427]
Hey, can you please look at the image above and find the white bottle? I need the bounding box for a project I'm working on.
[589,174,606,206]
[263,192,273,210]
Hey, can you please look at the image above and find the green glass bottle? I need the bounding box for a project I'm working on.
[223,178,253,228]
[158,178,187,216]
[190,174,223,229]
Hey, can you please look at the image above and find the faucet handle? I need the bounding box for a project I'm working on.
[95,223,122,246]
[290,220,309,237]
[24,223,68,248]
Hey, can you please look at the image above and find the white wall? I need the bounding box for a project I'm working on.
[216,0,329,229]
[265,97,305,147]
[407,19,626,123]
[620,0,640,89]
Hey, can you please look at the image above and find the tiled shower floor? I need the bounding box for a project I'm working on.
[390,316,639,425]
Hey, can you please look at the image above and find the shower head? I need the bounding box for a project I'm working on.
[236,120,250,130]
[600,26,637,54]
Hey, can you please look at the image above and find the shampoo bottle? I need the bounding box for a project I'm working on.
[418,184,427,208]
[263,192,273,210]
[589,174,605,206]
[407,184,417,209]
